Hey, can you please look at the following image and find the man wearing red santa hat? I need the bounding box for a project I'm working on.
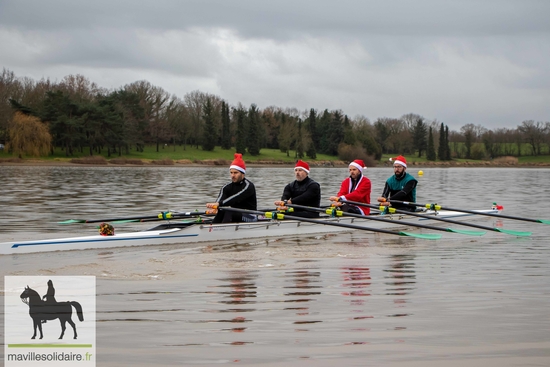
[329,159,371,215]
[274,160,321,218]
[377,155,417,212]
[206,153,257,223]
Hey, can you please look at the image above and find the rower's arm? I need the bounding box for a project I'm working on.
[389,180,417,201]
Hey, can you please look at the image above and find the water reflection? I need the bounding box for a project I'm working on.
[283,269,323,330]
[215,270,258,337]
[384,254,416,319]
[341,266,372,300]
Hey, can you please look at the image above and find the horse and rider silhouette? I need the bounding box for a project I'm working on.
[20,280,84,340]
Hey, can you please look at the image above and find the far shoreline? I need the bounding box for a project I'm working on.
[1,157,549,168]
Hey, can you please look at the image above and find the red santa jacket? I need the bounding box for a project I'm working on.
[337,174,371,215]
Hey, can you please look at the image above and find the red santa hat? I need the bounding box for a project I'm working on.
[294,160,310,174]
[349,159,367,173]
[389,155,407,168]
[230,153,246,173]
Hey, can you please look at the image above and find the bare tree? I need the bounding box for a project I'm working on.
[184,90,208,148]
[401,113,422,132]
[374,117,409,154]
[165,96,190,150]
[19,76,54,112]
[511,128,523,156]
[352,115,382,160]
[58,74,102,103]
[125,81,171,152]
[448,130,462,158]
[460,124,477,159]
[518,120,546,156]
[277,112,296,156]
[482,129,498,159]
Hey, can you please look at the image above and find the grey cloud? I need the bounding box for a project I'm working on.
[0,0,549,130]
[2,0,548,37]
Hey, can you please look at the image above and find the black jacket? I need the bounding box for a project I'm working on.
[281,176,321,218]
[214,178,257,223]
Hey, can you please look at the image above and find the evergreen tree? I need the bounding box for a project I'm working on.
[438,122,446,160]
[327,110,344,155]
[304,108,317,159]
[412,118,428,157]
[445,125,452,160]
[247,104,261,156]
[111,89,147,154]
[305,134,317,159]
[374,119,391,154]
[342,114,356,145]
[427,127,436,161]
[295,119,304,159]
[462,124,475,159]
[95,94,126,157]
[8,99,36,116]
[305,142,316,159]
[220,101,232,149]
[41,90,83,157]
[262,108,279,149]
[318,109,331,154]
[201,98,216,151]
[308,108,319,151]
[235,106,247,154]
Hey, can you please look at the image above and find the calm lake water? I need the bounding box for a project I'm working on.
[1,165,550,366]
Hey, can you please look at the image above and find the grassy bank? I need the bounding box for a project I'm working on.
[0,145,339,165]
[1,145,550,166]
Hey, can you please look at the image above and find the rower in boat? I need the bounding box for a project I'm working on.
[377,155,418,212]
[329,159,372,215]
[274,160,321,218]
[206,153,258,223]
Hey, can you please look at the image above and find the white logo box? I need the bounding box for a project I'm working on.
[4,276,96,366]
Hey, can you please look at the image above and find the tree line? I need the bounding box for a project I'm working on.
[1,68,549,162]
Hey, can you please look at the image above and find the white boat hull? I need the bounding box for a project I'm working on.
[0,209,499,255]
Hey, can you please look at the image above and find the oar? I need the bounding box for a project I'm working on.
[339,199,531,237]
[219,207,442,240]
[389,200,550,225]
[287,204,486,236]
[58,210,214,224]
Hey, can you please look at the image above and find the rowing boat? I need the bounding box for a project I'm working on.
[0,207,500,255]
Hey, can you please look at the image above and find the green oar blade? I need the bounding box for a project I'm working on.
[537,219,550,225]
[58,219,86,224]
[447,228,486,236]
[494,228,532,237]
[398,231,441,240]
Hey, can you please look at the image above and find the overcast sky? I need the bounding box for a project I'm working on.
[1,0,548,131]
